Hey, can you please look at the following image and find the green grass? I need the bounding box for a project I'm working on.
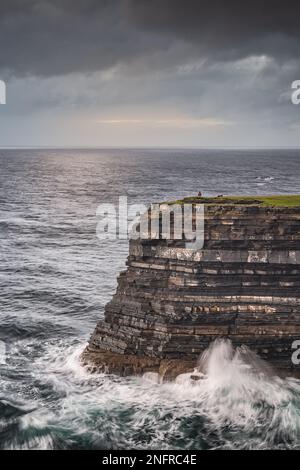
[164,195,300,207]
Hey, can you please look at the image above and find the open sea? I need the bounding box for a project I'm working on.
[1,148,300,450]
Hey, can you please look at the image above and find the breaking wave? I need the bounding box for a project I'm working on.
[1,339,300,450]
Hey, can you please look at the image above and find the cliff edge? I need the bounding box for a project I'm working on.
[82,195,300,379]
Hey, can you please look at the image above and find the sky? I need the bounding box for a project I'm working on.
[0,0,300,147]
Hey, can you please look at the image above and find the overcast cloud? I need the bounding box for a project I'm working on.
[0,0,300,147]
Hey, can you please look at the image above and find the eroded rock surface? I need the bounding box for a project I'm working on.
[82,203,300,378]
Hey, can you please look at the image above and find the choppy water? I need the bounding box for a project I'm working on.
[1,148,300,450]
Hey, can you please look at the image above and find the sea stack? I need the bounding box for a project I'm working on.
[82,196,300,379]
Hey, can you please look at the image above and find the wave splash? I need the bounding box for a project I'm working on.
[1,339,300,450]
[172,339,300,449]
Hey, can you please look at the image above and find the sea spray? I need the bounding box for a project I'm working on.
[172,339,300,449]
[2,334,300,450]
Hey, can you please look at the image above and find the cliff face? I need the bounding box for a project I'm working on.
[82,201,300,379]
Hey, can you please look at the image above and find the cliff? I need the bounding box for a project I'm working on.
[82,195,300,379]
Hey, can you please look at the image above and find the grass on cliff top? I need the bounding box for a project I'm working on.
[165,195,300,207]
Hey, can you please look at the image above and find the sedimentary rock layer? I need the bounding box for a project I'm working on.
[82,203,300,378]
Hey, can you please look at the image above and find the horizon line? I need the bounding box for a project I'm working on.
[1,145,300,151]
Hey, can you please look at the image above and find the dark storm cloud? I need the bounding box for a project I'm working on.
[0,0,152,76]
[1,0,300,77]
[2,0,300,148]
[128,0,300,41]
[127,0,300,61]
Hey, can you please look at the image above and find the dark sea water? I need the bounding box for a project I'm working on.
[1,148,300,450]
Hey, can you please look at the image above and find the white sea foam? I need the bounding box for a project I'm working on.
[2,334,300,449]
[16,339,299,449]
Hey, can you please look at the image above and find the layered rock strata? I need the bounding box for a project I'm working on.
[82,202,300,378]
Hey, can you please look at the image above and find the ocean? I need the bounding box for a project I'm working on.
[1,148,300,450]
